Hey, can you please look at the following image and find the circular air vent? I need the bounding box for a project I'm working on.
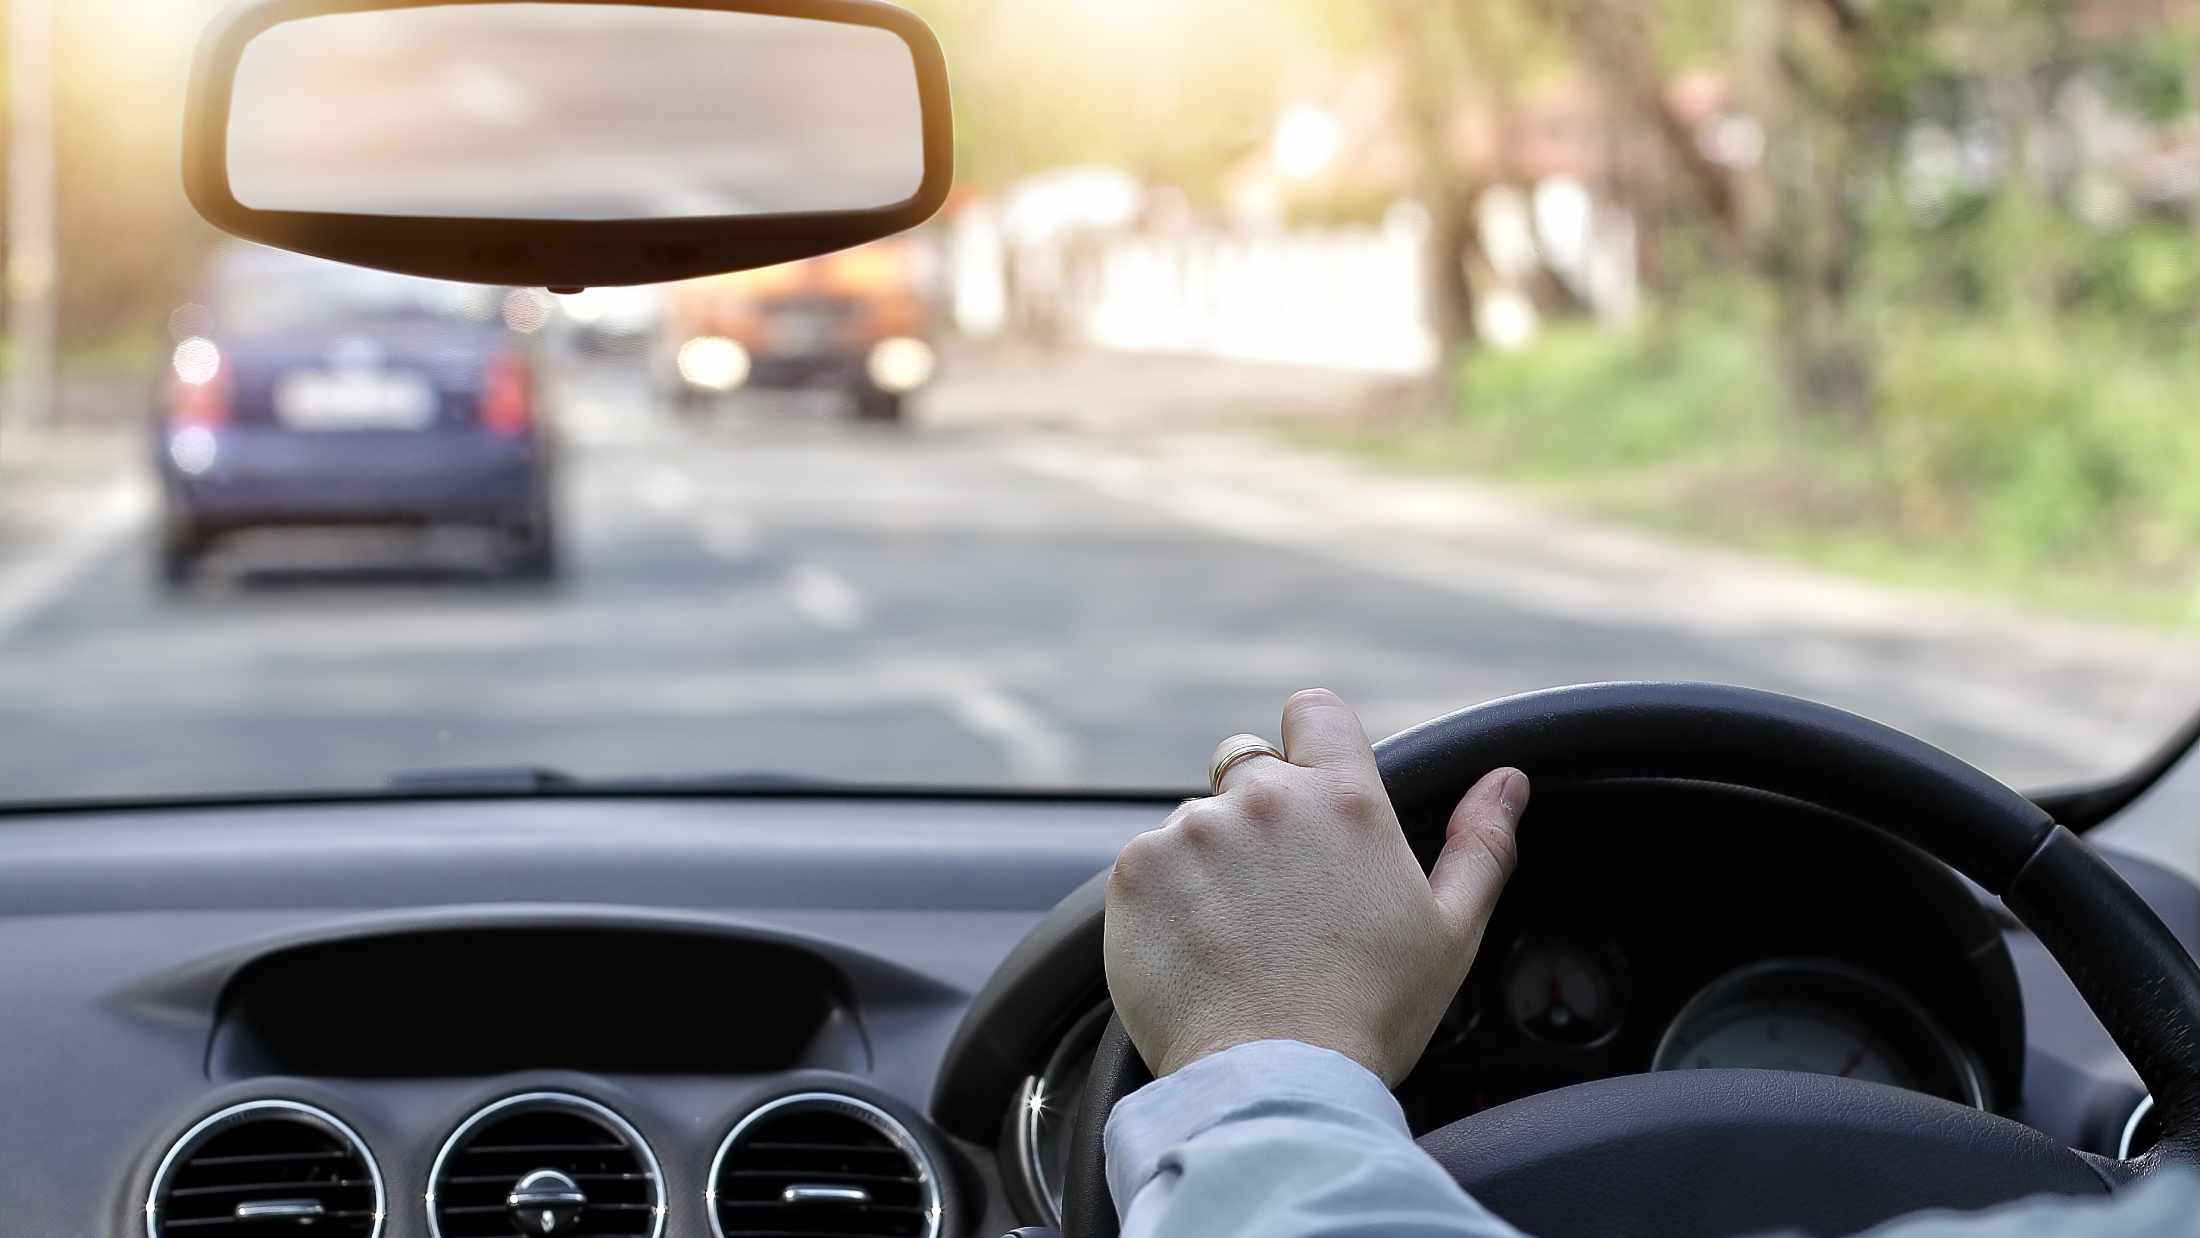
[427,1093,663,1238]
[145,1099,384,1238]
[709,1093,941,1238]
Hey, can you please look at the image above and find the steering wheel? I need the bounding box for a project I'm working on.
[1060,683,2200,1237]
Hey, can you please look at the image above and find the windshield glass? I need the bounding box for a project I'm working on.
[204,250,506,337]
[4,2,2199,829]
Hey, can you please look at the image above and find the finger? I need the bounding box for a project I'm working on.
[1210,733,1289,793]
[1429,768,1528,947]
[1279,688,1381,781]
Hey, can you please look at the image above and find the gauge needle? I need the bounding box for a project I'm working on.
[1836,1046,1868,1078]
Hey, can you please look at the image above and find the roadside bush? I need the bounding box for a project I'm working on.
[1307,306,2200,623]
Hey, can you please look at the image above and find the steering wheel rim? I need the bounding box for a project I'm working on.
[1062,683,2200,1237]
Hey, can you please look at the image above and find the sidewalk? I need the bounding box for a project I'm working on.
[0,425,137,546]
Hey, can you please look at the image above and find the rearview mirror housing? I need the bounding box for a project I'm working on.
[182,0,954,288]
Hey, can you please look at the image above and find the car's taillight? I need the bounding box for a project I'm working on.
[481,354,533,436]
[168,374,230,426]
[168,337,229,426]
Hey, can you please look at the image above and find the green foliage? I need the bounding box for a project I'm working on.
[1865,178,2200,337]
[1305,303,2200,623]
[2095,29,2200,120]
[1439,315,1782,476]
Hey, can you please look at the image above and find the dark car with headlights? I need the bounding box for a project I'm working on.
[155,245,557,583]
[661,236,938,422]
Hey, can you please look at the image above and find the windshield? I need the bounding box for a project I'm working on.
[203,250,506,338]
[4,2,2199,829]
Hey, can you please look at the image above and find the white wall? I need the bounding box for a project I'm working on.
[1077,220,1437,374]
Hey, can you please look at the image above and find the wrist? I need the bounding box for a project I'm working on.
[1158,1027,1387,1081]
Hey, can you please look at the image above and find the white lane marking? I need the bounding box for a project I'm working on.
[639,466,696,514]
[938,675,1078,784]
[785,563,866,630]
[0,479,151,646]
[696,509,758,560]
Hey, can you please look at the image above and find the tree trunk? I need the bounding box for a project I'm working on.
[1543,0,1744,252]
[1741,0,1876,424]
[1381,0,1481,393]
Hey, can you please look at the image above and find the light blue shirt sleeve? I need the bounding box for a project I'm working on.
[1105,1039,1525,1238]
[1105,1039,2200,1238]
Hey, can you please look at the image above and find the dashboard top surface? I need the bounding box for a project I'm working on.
[0,791,2186,1236]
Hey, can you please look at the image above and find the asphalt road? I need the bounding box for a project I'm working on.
[2,350,2197,872]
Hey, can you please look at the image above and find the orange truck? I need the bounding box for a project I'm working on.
[660,236,938,421]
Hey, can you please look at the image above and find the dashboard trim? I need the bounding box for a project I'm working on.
[2120,1094,2156,1159]
[1011,1001,1112,1227]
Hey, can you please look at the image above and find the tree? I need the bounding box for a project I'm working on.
[903,0,1353,193]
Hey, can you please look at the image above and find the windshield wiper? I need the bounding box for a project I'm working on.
[388,765,581,793]
[386,765,839,794]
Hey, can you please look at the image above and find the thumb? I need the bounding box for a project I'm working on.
[1428,767,1528,946]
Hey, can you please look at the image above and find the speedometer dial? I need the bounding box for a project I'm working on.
[1504,937,1621,1046]
[1651,959,1985,1107]
[1654,996,1913,1088]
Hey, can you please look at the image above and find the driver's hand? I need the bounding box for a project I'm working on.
[1105,688,1527,1086]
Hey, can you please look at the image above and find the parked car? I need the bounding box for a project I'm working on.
[155,245,558,583]
[660,236,938,421]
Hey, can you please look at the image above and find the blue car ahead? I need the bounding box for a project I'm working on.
[155,246,558,584]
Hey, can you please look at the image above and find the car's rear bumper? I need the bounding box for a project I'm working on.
[160,428,549,530]
[745,350,864,391]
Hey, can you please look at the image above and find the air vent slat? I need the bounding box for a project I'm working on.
[718,1202,931,1216]
[459,1152,624,1161]
[718,1232,921,1238]
[169,1177,376,1197]
[184,1150,354,1167]
[163,1211,379,1231]
[726,1178,924,1187]
[148,1101,383,1238]
[441,1170,650,1185]
[710,1094,941,1238]
[429,1093,663,1238]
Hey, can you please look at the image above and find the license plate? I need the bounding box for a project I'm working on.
[274,370,437,430]
[769,308,839,352]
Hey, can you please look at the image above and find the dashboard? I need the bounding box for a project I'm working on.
[0,782,2189,1237]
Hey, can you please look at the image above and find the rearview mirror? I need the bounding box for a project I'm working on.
[184,0,952,288]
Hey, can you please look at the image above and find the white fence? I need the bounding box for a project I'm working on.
[1076,223,1436,374]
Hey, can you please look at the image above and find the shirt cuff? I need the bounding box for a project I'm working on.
[1103,1039,1407,1214]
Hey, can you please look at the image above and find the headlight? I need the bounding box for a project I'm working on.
[866,337,936,394]
[677,336,750,392]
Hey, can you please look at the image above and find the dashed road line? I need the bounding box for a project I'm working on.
[785,563,866,630]
[938,674,1078,784]
[695,509,758,560]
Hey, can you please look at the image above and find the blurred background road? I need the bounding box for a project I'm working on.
[6,347,2198,825]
